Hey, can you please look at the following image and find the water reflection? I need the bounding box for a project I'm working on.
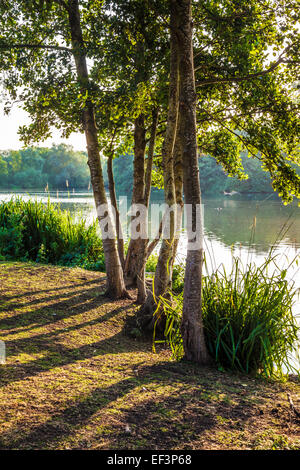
[204,198,300,254]
[1,190,300,255]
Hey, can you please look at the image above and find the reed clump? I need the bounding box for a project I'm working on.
[155,255,300,379]
[0,198,105,270]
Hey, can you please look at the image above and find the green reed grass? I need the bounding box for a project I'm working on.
[154,254,300,379]
[0,198,105,270]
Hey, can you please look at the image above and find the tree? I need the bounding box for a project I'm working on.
[0,0,128,298]
[138,0,180,328]
[96,0,167,302]
[140,0,299,361]
[82,0,169,302]
[180,0,299,362]
[176,0,211,363]
[0,156,8,177]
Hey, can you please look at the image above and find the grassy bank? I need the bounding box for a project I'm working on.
[1,199,299,379]
[0,198,105,271]
[0,198,159,274]
[0,261,299,450]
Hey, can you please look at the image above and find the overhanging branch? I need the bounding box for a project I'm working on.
[0,43,73,53]
[196,43,296,87]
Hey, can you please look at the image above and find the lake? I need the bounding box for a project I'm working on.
[1,189,300,271]
[0,190,299,371]
[1,188,300,288]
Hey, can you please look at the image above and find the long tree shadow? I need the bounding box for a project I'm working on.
[0,362,263,450]
[0,270,143,389]
[3,305,129,355]
[0,280,106,320]
[0,277,103,303]
[0,282,108,331]
[3,307,126,346]
[0,311,146,389]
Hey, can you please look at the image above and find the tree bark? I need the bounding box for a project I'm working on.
[107,152,125,270]
[145,108,159,206]
[124,114,147,294]
[138,1,179,329]
[124,110,159,304]
[172,111,184,265]
[176,0,211,363]
[67,0,128,299]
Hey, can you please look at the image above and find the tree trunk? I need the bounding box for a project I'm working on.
[145,107,159,206]
[124,114,147,290]
[172,111,184,265]
[107,152,125,270]
[176,0,211,363]
[138,2,179,329]
[124,110,159,304]
[67,0,128,299]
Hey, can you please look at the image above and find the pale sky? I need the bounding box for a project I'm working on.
[0,103,87,152]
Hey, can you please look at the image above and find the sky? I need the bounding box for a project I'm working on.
[0,103,87,152]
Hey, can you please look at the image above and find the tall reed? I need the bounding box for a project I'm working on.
[0,198,105,270]
[154,254,300,379]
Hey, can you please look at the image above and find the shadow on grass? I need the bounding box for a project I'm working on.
[0,263,288,451]
[0,270,141,388]
[0,360,264,450]
[0,279,105,320]
[0,305,142,389]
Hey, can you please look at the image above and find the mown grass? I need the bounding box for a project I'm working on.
[0,261,299,450]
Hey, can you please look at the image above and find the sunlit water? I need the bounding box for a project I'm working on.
[1,190,299,371]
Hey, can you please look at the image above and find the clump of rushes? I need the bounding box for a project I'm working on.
[154,255,300,379]
[0,198,105,271]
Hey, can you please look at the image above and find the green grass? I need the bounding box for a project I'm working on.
[0,262,299,450]
[0,198,161,274]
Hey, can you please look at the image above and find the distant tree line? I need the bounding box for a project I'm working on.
[0,144,90,190]
[199,151,275,196]
[1,144,298,197]
[105,151,295,198]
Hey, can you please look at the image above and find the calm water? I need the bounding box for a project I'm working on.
[1,189,300,270]
[1,190,299,370]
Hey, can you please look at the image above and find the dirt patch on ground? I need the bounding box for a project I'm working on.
[0,261,299,450]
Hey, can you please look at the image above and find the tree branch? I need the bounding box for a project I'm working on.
[146,218,164,258]
[0,43,73,53]
[54,0,69,10]
[196,44,295,87]
[204,111,260,160]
